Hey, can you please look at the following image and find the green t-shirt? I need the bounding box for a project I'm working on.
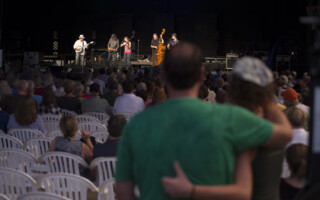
[116,98,273,200]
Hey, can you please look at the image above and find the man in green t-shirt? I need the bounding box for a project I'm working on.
[115,42,292,200]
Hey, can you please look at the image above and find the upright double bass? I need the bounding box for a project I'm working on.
[154,28,166,66]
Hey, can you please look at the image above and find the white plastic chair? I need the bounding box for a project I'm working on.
[46,130,81,140]
[8,128,45,143]
[37,173,98,200]
[0,129,6,135]
[91,131,109,143]
[0,149,37,174]
[61,109,77,116]
[98,179,115,200]
[17,192,71,200]
[116,112,135,121]
[90,157,117,186]
[40,114,61,123]
[0,194,9,200]
[24,138,52,158]
[39,152,88,175]
[43,122,60,134]
[78,122,106,133]
[0,167,37,200]
[84,112,110,122]
[75,114,100,124]
[46,130,63,139]
[0,134,24,149]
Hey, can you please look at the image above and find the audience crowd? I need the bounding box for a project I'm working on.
[0,42,311,200]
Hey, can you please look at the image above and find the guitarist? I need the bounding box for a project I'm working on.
[107,34,119,68]
[73,34,87,66]
[167,33,179,50]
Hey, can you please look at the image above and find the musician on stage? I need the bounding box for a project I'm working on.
[107,34,119,67]
[73,34,87,66]
[167,33,179,50]
[150,33,164,64]
[120,36,132,69]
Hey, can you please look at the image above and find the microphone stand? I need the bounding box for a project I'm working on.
[137,38,140,61]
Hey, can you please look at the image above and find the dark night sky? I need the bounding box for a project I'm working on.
[1,0,309,59]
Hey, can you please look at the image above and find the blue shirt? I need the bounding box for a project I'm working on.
[32,95,42,105]
[7,114,46,134]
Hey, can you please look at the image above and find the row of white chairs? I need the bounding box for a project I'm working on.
[0,167,114,200]
[0,149,116,184]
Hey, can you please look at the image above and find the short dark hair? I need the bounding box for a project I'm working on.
[107,78,118,90]
[163,42,202,90]
[93,70,100,78]
[63,80,75,94]
[99,68,106,75]
[108,115,127,137]
[90,83,100,94]
[172,33,177,37]
[122,79,134,93]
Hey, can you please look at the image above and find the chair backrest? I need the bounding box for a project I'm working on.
[91,131,109,143]
[0,193,9,200]
[0,149,37,174]
[43,122,60,134]
[37,173,98,200]
[116,112,135,121]
[46,130,63,139]
[39,152,88,175]
[78,122,106,133]
[0,129,6,135]
[24,138,52,158]
[0,167,36,200]
[75,114,100,124]
[84,112,110,122]
[90,157,117,186]
[98,179,115,200]
[0,134,23,149]
[40,114,62,123]
[61,109,77,116]
[8,128,45,143]
[17,192,71,200]
[46,130,81,140]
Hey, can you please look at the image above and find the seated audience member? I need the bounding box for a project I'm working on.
[0,109,9,133]
[57,80,81,114]
[215,89,228,104]
[204,78,216,103]
[83,70,94,94]
[7,96,46,133]
[33,75,43,95]
[136,82,149,106]
[28,80,42,105]
[102,78,119,106]
[285,107,309,148]
[81,83,112,115]
[38,86,62,115]
[297,93,310,115]
[99,68,108,84]
[49,115,93,163]
[93,115,127,158]
[116,44,292,199]
[150,87,167,106]
[0,81,12,100]
[282,88,299,109]
[54,79,65,97]
[43,73,56,92]
[0,80,29,114]
[280,144,308,200]
[92,70,105,95]
[198,84,209,101]
[113,79,144,115]
[74,82,86,102]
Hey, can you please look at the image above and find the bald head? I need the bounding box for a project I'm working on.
[163,42,203,90]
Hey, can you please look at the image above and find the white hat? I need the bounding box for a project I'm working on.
[79,34,85,39]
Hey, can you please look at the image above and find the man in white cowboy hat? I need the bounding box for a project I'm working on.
[73,34,87,66]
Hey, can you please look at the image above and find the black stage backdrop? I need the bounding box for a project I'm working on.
[1,0,308,58]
